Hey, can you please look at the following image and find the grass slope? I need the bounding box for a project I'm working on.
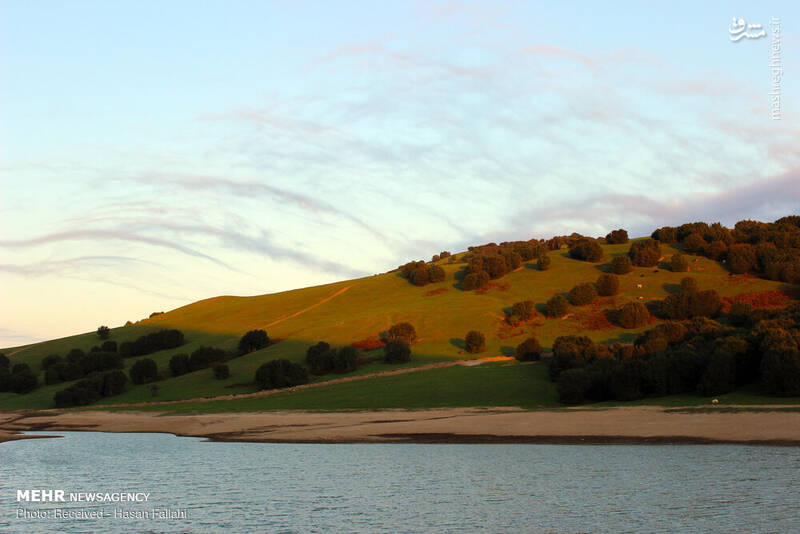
[1,240,793,410]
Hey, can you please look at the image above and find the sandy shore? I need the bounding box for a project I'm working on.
[2,406,800,445]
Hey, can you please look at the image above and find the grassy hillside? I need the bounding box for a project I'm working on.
[1,239,793,411]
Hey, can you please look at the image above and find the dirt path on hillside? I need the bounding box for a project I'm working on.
[87,356,517,409]
[262,285,352,328]
[3,406,800,445]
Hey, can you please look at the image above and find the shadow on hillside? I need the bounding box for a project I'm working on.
[534,302,548,315]
[602,332,639,345]
[594,263,612,273]
[663,283,680,294]
[449,338,466,350]
[451,267,467,290]
[524,263,540,270]
[500,346,516,357]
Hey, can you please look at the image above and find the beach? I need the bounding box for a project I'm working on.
[2,406,799,445]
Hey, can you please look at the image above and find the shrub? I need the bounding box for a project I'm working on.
[462,270,490,290]
[0,367,10,392]
[10,370,38,394]
[611,256,633,274]
[515,337,541,361]
[306,342,335,375]
[333,346,359,374]
[537,255,551,271]
[129,358,158,385]
[465,331,486,354]
[119,329,184,357]
[550,335,596,381]
[727,243,757,274]
[385,323,417,345]
[557,368,593,404]
[212,363,230,380]
[238,329,270,354]
[11,363,30,375]
[98,352,124,371]
[383,341,411,363]
[605,229,629,244]
[102,370,128,397]
[759,329,800,396]
[683,232,706,253]
[670,253,688,272]
[428,264,446,283]
[511,300,535,321]
[628,239,661,267]
[97,325,111,339]
[169,353,191,376]
[101,340,118,352]
[255,359,309,390]
[66,348,85,362]
[410,266,430,286]
[704,240,728,260]
[569,283,597,306]
[569,239,604,262]
[41,354,62,370]
[596,274,619,296]
[618,302,650,328]
[189,347,227,371]
[689,289,722,318]
[651,226,678,243]
[545,295,569,318]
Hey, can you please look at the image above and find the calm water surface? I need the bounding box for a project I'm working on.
[1,431,798,533]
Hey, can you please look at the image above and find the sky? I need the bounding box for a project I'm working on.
[1,0,799,347]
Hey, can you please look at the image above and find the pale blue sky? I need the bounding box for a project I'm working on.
[1,1,798,346]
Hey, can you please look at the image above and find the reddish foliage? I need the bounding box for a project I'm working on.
[476,282,511,295]
[351,338,385,350]
[721,289,798,312]
[424,288,448,297]
[572,309,617,330]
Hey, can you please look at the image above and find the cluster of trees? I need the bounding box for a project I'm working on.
[0,357,38,394]
[119,329,184,358]
[255,359,309,390]
[660,278,721,320]
[399,261,446,287]
[628,239,661,267]
[544,274,621,317]
[569,239,604,262]
[306,342,359,375]
[551,302,800,404]
[239,329,270,354]
[460,240,551,290]
[44,346,123,386]
[651,217,800,283]
[53,370,128,407]
[431,251,451,262]
[605,229,629,244]
[169,346,228,377]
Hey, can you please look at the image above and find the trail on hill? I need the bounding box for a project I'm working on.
[262,285,352,328]
[98,356,516,409]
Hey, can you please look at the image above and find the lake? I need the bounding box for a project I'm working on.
[1,431,799,533]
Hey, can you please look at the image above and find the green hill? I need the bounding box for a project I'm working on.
[0,238,794,411]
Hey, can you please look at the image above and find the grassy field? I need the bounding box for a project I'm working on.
[1,239,794,411]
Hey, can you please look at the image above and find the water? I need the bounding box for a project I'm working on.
[1,432,799,533]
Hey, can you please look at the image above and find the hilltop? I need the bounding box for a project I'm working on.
[1,219,799,412]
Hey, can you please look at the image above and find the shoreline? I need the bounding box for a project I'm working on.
[3,406,800,446]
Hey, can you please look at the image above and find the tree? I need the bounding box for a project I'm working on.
[537,255,551,271]
[569,283,597,306]
[385,322,417,345]
[688,289,722,318]
[427,264,446,283]
[169,353,190,376]
[306,342,335,375]
[238,329,270,354]
[383,341,411,363]
[101,340,118,353]
[212,363,230,380]
[484,256,509,279]
[651,226,678,243]
[97,325,111,340]
[254,359,309,390]
[41,354,63,370]
[596,274,620,296]
[10,370,38,394]
[102,370,128,397]
[410,266,430,286]
[189,347,226,371]
[628,239,661,267]
[465,331,486,354]
[129,358,158,385]
[550,336,596,381]
[462,270,490,290]
[670,253,688,273]
[728,302,753,327]
[680,277,699,294]
[683,232,706,253]
[545,295,569,318]
[727,243,757,274]
[569,239,604,262]
[0,353,8,369]
[759,328,800,396]
[618,302,650,328]
[515,337,541,361]
[511,300,535,320]
[332,346,359,374]
[611,256,633,274]
[557,368,593,404]
[605,229,629,244]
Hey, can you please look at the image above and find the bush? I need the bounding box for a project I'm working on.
[611,256,633,274]
[628,239,661,267]
[727,243,757,274]
[410,266,430,286]
[618,302,650,328]
[212,363,230,380]
[119,329,184,357]
[557,368,593,404]
[385,323,417,345]
[705,240,728,260]
[683,232,706,253]
[537,255,551,271]
[306,342,335,375]
[169,353,191,376]
[66,348,85,362]
[97,325,111,339]
[41,354,62,370]
[10,370,38,394]
[596,274,619,296]
[129,358,158,385]
[101,340,118,353]
[11,363,30,375]
[511,301,535,321]
[515,337,541,361]
[569,283,597,306]
[605,229,629,244]
[189,346,227,371]
[689,289,722,318]
[98,352,123,371]
[569,239,604,262]
[550,336,596,381]
[428,264,446,283]
[651,226,678,243]
[462,270,490,290]
[102,370,128,397]
[670,253,688,272]
[545,295,569,318]
[759,328,800,396]
[0,353,8,369]
[465,331,486,354]
[0,367,10,392]
[383,341,411,363]
[255,359,309,390]
[333,346,359,374]
[238,329,270,354]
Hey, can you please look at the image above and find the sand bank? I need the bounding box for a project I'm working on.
[2,406,800,445]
